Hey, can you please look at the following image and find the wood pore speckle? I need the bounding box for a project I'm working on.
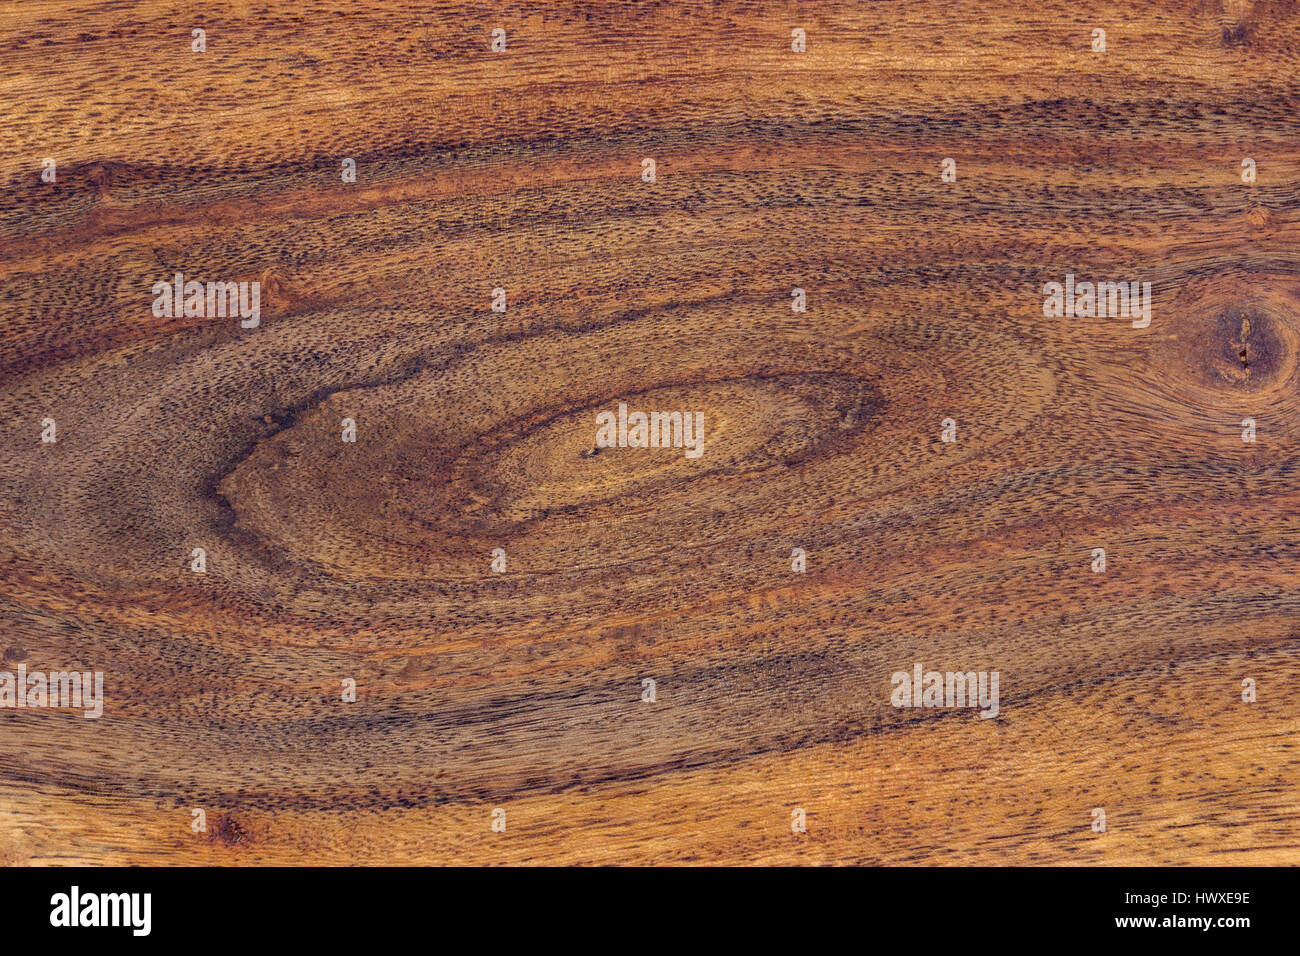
[0,0,1298,866]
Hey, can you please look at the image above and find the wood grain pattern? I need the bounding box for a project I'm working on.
[1,0,1298,865]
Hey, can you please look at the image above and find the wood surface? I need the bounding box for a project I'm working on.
[1,0,1298,866]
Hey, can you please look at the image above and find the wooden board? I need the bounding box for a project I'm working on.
[0,0,1297,865]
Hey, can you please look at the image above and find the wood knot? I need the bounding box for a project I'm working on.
[1245,205,1272,230]
[1204,308,1282,389]
[82,161,123,196]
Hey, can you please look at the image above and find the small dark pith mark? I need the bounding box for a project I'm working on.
[1237,315,1251,376]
